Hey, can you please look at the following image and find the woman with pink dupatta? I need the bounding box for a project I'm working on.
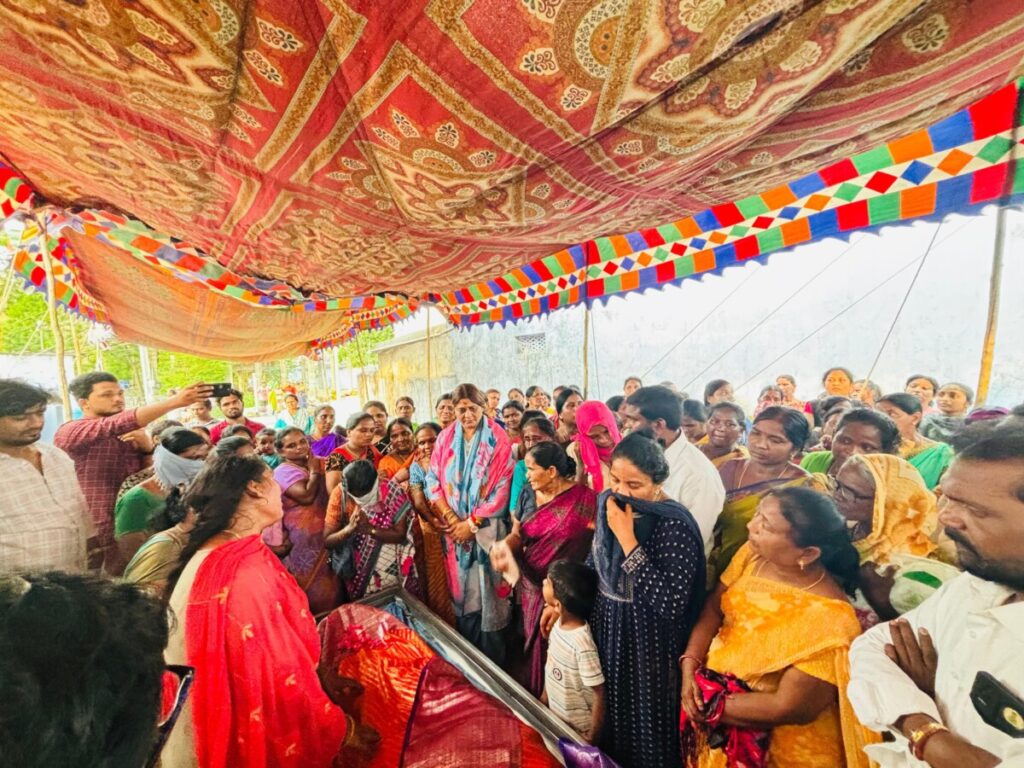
[566,400,622,492]
[162,454,378,768]
[491,441,597,696]
[425,383,515,664]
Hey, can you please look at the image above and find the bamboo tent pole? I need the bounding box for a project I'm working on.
[582,305,590,398]
[426,307,433,411]
[975,203,1007,406]
[35,212,71,421]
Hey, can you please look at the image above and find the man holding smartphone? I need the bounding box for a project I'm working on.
[848,423,1024,767]
[53,373,213,575]
[209,387,266,445]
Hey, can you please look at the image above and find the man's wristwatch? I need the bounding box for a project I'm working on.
[909,720,949,760]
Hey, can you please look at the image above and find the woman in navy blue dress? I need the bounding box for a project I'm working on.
[588,430,706,768]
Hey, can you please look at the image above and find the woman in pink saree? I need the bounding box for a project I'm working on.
[492,442,597,695]
[262,427,341,614]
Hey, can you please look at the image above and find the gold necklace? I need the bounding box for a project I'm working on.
[755,558,827,591]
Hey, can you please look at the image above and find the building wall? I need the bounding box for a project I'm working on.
[373,330,459,419]
[370,207,1024,411]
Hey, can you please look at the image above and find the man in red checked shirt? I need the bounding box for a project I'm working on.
[54,372,213,575]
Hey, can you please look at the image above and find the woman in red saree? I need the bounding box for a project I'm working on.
[163,454,375,768]
[491,442,597,695]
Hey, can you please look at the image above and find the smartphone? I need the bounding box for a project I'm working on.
[970,671,1024,738]
[210,383,234,399]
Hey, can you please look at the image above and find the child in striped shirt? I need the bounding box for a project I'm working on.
[542,560,605,743]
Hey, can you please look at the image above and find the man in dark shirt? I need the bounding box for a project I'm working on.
[54,372,212,574]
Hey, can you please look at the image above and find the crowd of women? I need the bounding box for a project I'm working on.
[24,367,1018,768]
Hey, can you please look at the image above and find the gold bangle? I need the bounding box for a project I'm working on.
[910,721,948,760]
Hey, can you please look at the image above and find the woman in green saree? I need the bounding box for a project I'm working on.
[876,393,954,490]
[709,407,816,583]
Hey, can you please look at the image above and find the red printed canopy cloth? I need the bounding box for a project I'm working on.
[0,1,1022,359]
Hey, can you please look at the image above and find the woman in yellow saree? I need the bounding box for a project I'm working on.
[709,407,814,583]
[680,487,878,768]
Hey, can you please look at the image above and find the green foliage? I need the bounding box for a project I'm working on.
[153,350,230,392]
[335,327,394,367]
[0,287,393,403]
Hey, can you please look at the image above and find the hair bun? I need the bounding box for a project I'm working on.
[564,456,578,478]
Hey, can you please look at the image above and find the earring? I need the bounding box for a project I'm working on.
[798,560,806,571]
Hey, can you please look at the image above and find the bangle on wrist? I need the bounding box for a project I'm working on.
[679,653,704,668]
[909,721,948,760]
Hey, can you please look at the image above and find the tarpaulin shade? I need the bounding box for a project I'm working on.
[0,1,1022,358]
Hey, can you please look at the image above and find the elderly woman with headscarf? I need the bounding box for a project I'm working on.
[566,400,623,492]
[425,383,515,662]
[114,427,209,570]
[831,453,957,628]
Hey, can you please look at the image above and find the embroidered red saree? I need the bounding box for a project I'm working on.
[183,535,347,768]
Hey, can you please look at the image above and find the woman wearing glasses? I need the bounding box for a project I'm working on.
[163,454,377,768]
[831,453,954,628]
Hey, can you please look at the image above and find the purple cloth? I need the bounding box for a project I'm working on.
[559,739,622,768]
[310,432,343,458]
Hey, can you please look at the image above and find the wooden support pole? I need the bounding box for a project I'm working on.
[426,308,433,410]
[975,203,1007,406]
[69,317,84,375]
[582,305,590,399]
[35,214,71,421]
[354,332,369,403]
[36,213,71,420]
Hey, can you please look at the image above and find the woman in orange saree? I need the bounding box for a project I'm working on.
[680,487,878,768]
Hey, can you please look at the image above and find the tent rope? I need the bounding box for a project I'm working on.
[738,255,927,390]
[862,221,942,385]
[681,233,866,393]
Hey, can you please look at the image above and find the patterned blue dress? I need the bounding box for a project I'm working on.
[590,500,705,768]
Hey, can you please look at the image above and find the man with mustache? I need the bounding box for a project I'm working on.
[0,379,93,572]
[848,423,1024,767]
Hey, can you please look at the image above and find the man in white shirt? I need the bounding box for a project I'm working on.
[0,379,93,572]
[848,423,1024,767]
[621,385,725,554]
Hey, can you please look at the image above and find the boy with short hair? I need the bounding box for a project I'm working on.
[542,560,605,743]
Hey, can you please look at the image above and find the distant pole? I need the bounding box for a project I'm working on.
[138,345,156,401]
[353,332,369,402]
[582,305,591,398]
[35,213,71,420]
[332,346,340,400]
[426,308,433,410]
[976,204,1008,405]
[69,317,83,375]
